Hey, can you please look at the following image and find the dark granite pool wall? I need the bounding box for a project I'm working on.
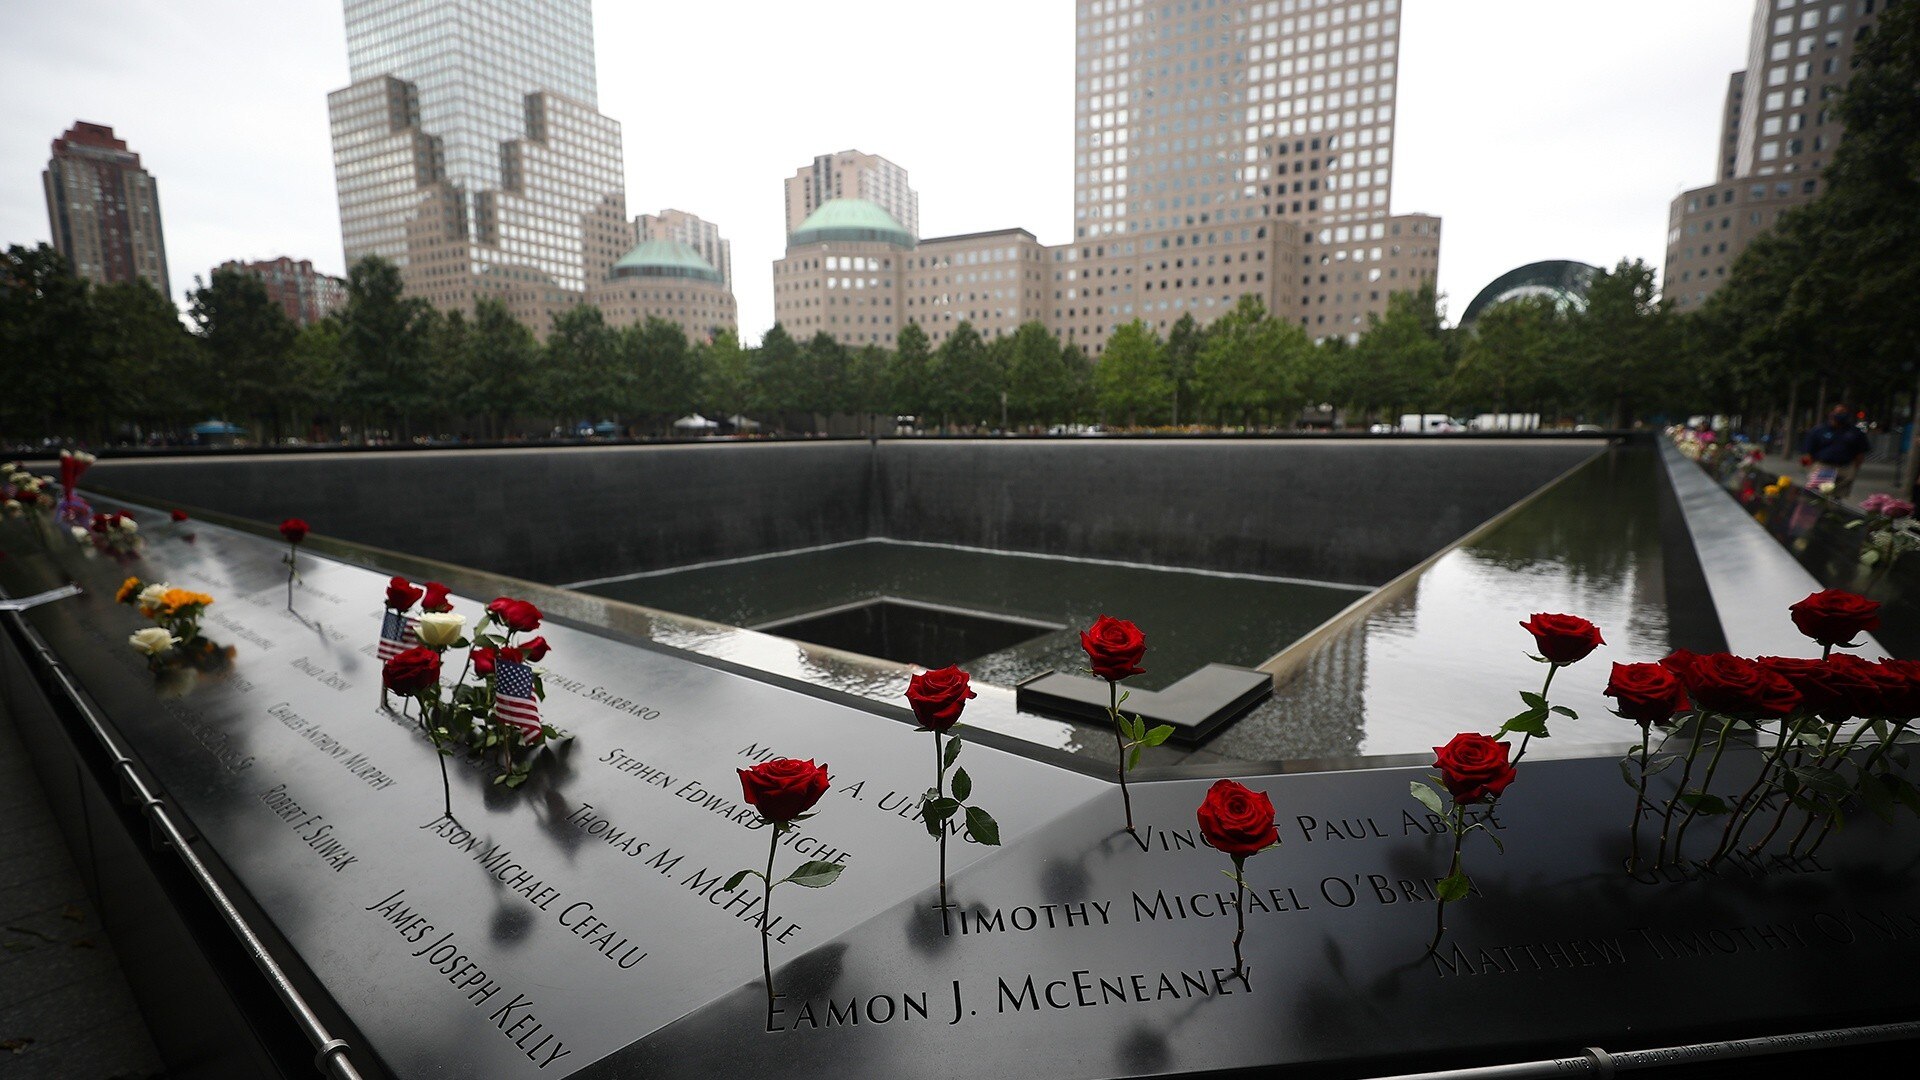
[88,437,1607,587]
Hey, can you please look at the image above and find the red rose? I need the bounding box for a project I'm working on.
[383,646,441,696]
[1663,651,1801,718]
[1821,655,1885,718]
[385,576,424,611]
[1758,657,1850,719]
[1519,613,1604,665]
[1788,589,1880,648]
[496,646,524,666]
[487,597,542,633]
[1432,733,1516,804]
[1195,779,1279,858]
[518,636,550,662]
[1873,659,1920,719]
[420,581,453,613]
[170,509,189,522]
[1081,615,1147,682]
[279,518,310,544]
[737,759,830,823]
[470,646,498,676]
[905,666,975,732]
[1603,662,1690,726]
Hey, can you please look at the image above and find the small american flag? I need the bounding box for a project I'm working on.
[378,611,418,663]
[493,657,543,744]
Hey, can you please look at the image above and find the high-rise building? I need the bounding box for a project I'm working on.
[636,209,733,289]
[42,122,171,298]
[327,0,628,332]
[1062,0,1439,345]
[216,257,348,326]
[1664,0,1881,312]
[785,151,920,239]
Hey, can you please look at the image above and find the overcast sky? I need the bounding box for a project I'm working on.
[2,0,1758,341]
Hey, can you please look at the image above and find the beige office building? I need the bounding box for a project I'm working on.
[773,198,912,347]
[635,209,732,289]
[905,230,1051,347]
[1665,0,1880,312]
[327,0,629,335]
[43,122,171,298]
[590,238,737,342]
[1068,0,1440,343]
[785,151,920,239]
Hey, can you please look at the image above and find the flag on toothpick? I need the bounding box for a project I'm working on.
[493,656,543,743]
[377,611,418,662]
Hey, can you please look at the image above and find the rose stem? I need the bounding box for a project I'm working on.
[762,824,779,1010]
[1231,855,1247,977]
[286,543,296,610]
[1110,680,1136,837]
[1429,811,1465,953]
[1751,718,1842,857]
[1656,712,1710,866]
[1713,714,1804,865]
[1672,712,1735,859]
[1820,717,1913,856]
[1791,720,1876,855]
[934,727,948,912]
[1510,664,1558,767]
[1628,723,1651,872]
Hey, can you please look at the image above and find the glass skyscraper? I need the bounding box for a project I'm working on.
[328,0,627,330]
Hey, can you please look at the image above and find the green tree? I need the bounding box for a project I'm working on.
[800,332,850,419]
[338,256,435,439]
[1,244,104,440]
[755,324,804,427]
[464,298,538,439]
[632,317,698,425]
[1448,295,1571,419]
[1350,283,1450,422]
[1094,320,1171,425]
[1569,259,1676,427]
[543,304,620,430]
[1005,320,1076,426]
[699,329,756,431]
[1191,296,1310,427]
[891,322,933,418]
[929,322,1006,428]
[1164,313,1204,425]
[188,267,299,440]
[92,278,200,439]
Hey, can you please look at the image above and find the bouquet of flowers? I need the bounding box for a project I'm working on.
[118,577,228,674]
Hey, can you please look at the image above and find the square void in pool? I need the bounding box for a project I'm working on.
[753,597,1061,669]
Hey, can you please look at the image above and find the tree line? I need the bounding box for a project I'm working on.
[4,5,1915,447]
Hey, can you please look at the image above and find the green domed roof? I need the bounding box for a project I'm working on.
[610,238,722,283]
[789,198,913,249]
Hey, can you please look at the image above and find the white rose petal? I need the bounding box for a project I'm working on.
[415,611,466,648]
[129,627,179,656]
[137,583,171,608]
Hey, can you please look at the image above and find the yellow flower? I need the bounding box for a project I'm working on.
[116,577,143,604]
[160,588,215,614]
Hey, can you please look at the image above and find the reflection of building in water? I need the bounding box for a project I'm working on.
[327,0,627,335]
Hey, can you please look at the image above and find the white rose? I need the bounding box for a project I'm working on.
[415,611,466,648]
[137,583,171,608]
[117,518,138,533]
[129,627,179,656]
[70,526,89,542]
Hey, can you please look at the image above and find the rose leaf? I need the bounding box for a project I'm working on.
[1410,781,1445,817]
[784,861,846,888]
[1550,706,1578,719]
[951,767,972,802]
[944,737,963,769]
[722,869,756,892]
[1143,724,1176,747]
[1519,691,1548,710]
[1436,872,1472,902]
[964,806,1001,846]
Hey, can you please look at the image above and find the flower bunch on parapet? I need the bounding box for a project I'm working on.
[380,579,571,808]
[903,665,1001,918]
[1412,613,1604,950]
[54,450,94,529]
[1629,589,1920,870]
[2,462,60,539]
[84,510,142,559]
[118,577,229,675]
[1850,494,1918,596]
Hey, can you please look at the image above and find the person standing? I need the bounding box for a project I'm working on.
[1802,405,1871,497]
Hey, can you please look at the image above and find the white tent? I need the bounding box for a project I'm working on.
[672,413,719,431]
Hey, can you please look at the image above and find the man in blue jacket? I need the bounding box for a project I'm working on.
[1802,405,1871,497]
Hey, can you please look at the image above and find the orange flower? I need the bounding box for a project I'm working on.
[160,588,215,614]
[115,577,143,604]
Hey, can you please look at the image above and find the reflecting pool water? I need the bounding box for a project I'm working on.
[579,542,1365,694]
[1211,444,1670,761]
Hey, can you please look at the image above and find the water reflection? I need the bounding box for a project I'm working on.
[1212,446,1666,762]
